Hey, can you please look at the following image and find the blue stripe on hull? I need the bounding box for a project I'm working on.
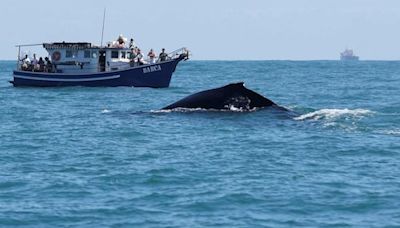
[12,58,182,88]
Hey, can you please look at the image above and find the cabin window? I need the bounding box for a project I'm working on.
[121,51,126,59]
[66,50,77,58]
[84,50,91,58]
[66,50,72,58]
[111,51,119,59]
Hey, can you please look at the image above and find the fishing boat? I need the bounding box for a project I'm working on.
[11,36,189,87]
[340,48,359,61]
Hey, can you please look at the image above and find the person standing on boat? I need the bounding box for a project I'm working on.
[31,54,39,71]
[130,48,138,67]
[129,38,136,49]
[38,57,45,72]
[136,49,146,65]
[148,49,156,64]
[44,57,53,73]
[31,54,38,65]
[159,48,168,62]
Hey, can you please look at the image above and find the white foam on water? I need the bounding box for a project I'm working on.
[150,109,173,113]
[294,108,374,121]
[377,129,400,136]
[101,109,111,114]
[152,106,259,113]
[226,105,258,112]
[173,107,206,112]
[150,108,206,113]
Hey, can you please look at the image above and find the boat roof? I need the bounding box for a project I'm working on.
[42,42,131,51]
[43,42,92,50]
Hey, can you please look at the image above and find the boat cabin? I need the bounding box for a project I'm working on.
[44,42,131,73]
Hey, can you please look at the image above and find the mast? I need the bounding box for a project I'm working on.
[100,8,106,47]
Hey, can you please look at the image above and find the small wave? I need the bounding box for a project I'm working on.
[152,107,259,113]
[377,129,400,136]
[150,109,175,113]
[151,108,216,113]
[294,108,374,121]
[226,105,259,112]
[101,109,111,114]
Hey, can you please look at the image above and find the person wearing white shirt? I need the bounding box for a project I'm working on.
[21,54,31,64]
[31,54,39,71]
[136,49,146,65]
[20,54,31,70]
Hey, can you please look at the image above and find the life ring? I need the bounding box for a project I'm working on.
[52,51,61,61]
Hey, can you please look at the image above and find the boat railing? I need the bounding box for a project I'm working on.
[141,47,190,64]
[167,47,190,61]
[17,61,132,73]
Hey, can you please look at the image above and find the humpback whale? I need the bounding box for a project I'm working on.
[162,82,287,111]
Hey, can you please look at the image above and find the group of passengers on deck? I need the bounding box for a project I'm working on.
[20,54,53,72]
[112,35,170,66]
[129,47,169,67]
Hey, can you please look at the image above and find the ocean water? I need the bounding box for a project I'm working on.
[0,60,400,227]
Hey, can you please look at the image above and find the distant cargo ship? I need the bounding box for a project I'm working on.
[340,49,359,61]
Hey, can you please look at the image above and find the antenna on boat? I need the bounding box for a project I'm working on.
[100,8,106,47]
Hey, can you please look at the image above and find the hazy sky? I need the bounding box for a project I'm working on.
[1,0,400,60]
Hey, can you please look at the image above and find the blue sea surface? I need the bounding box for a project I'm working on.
[0,60,400,227]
